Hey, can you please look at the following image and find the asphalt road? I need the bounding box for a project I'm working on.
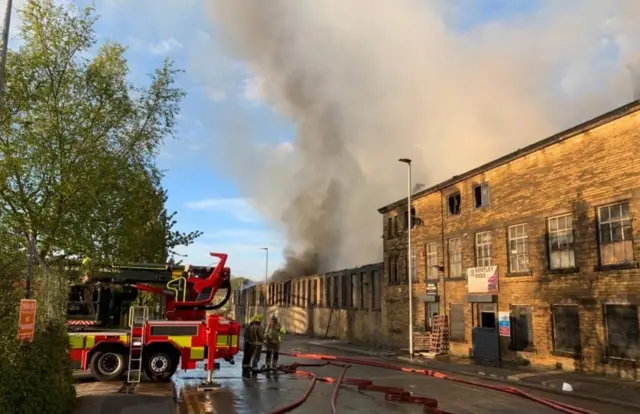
[74,341,638,414]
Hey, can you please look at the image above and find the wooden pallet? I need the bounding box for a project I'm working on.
[413,332,432,352]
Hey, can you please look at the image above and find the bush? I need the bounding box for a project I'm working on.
[0,267,76,414]
[0,320,76,414]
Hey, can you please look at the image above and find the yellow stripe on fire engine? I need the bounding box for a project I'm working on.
[119,335,128,345]
[168,336,192,348]
[85,336,95,349]
[231,335,238,348]
[69,336,84,349]
[190,347,205,360]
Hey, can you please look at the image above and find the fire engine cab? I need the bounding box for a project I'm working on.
[65,252,241,383]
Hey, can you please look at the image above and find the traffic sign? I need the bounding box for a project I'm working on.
[17,299,37,342]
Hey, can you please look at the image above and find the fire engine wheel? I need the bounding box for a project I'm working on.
[143,351,178,382]
[89,351,126,382]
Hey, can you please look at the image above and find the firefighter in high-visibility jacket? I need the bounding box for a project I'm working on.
[264,314,286,369]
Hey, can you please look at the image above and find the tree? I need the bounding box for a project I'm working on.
[0,0,198,268]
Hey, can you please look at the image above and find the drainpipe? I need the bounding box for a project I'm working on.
[439,188,447,317]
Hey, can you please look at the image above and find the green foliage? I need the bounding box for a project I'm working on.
[0,1,202,412]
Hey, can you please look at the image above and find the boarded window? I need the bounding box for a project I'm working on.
[508,224,529,273]
[605,305,639,360]
[598,202,634,265]
[548,214,575,269]
[510,305,534,350]
[372,269,381,309]
[552,305,581,354]
[450,304,465,341]
[448,238,463,277]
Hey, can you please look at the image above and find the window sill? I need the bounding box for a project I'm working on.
[594,262,640,272]
[508,346,536,353]
[450,338,466,344]
[546,267,579,275]
[506,270,533,277]
[447,214,461,219]
[551,351,582,359]
[447,277,466,281]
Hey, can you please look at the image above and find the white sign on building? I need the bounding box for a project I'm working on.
[466,266,499,294]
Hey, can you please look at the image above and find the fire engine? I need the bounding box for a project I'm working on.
[65,252,241,383]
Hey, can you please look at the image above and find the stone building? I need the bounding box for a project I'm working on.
[378,100,640,377]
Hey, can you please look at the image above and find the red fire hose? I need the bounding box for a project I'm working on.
[266,352,599,414]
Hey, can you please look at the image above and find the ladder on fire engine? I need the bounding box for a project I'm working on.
[126,306,149,383]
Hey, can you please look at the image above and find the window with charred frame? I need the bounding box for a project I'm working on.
[372,269,381,309]
[604,304,639,360]
[360,271,368,309]
[547,214,575,269]
[448,238,463,277]
[387,216,393,238]
[403,207,418,230]
[448,192,461,216]
[285,281,292,307]
[598,202,634,265]
[473,182,490,208]
[393,216,399,236]
[509,305,534,351]
[551,305,581,354]
[450,304,465,341]
[341,274,349,307]
[350,273,358,308]
[332,275,339,307]
[324,276,333,308]
[319,278,324,307]
[387,253,400,285]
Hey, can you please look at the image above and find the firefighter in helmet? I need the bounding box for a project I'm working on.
[264,314,286,370]
[243,314,265,373]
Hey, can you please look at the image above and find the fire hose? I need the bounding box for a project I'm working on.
[266,352,599,414]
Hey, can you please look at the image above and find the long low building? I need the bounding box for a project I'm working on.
[234,99,640,378]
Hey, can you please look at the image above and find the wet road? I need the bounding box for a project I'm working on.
[75,340,637,414]
[173,340,636,414]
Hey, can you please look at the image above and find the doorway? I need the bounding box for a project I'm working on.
[470,301,500,366]
[424,302,439,331]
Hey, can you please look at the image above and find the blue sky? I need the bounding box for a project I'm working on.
[8,0,623,280]
[4,0,545,279]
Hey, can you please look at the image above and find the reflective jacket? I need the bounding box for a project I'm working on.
[265,321,286,344]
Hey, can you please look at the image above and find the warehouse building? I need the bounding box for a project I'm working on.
[378,100,640,378]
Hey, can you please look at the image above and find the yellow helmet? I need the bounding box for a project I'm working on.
[253,314,263,323]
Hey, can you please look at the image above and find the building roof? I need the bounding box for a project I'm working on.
[378,99,640,214]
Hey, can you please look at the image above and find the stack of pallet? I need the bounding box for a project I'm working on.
[413,332,432,352]
[429,315,450,355]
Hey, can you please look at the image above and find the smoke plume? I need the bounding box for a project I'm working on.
[206,0,640,281]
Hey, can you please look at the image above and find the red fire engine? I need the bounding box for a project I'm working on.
[66,252,241,383]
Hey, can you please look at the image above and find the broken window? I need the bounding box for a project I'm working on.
[387,217,393,238]
[510,305,534,350]
[448,192,461,215]
[359,272,368,309]
[350,273,358,307]
[548,214,575,269]
[598,202,634,265]
[341,274,349,307]
[403,207,418,230]
[372,269,381,309]
[473,183,490,208]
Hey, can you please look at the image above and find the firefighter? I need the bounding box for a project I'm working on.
[242,315,258,371]
[243,314,264,372]
[264,314,286,370]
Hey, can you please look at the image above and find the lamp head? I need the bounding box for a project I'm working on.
[398,158,411,164]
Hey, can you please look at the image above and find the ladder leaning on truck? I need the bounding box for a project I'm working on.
[65,252,241,382]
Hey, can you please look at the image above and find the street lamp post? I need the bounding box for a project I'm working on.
[399,158,413,358]
[0,0,13,96]
[261,247,269,320]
